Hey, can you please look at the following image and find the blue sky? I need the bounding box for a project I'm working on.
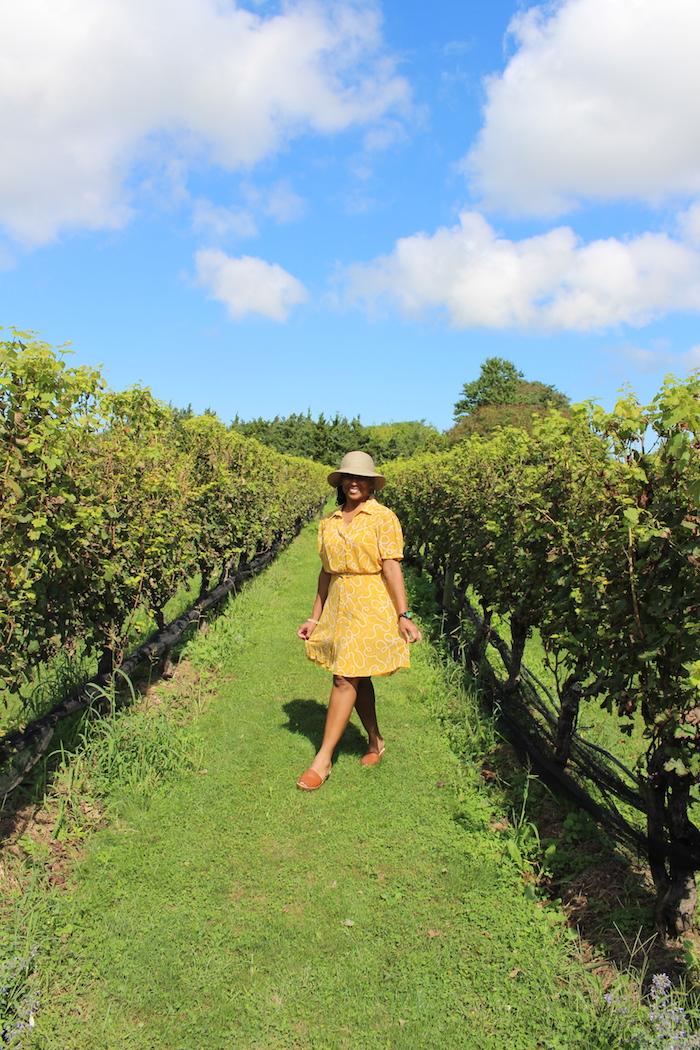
[2,0,699,431]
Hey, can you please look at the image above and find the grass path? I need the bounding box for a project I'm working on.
[28,523,613,1049]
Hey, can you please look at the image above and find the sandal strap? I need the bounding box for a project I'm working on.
[296,767,329,789]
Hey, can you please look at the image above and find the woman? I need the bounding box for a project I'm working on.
[296,450,422,790]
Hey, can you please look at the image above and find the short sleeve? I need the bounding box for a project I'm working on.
[317,520,324,556]
[377,509,404,561]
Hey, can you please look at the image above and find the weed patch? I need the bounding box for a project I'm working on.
[0,943,38,1048]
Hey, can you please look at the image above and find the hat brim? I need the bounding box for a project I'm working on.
[327,470,385,490]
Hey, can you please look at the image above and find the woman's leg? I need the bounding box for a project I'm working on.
[309,675,359,776]
[354,677,384,754]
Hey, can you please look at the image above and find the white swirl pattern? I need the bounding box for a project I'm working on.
[305,499,410,677]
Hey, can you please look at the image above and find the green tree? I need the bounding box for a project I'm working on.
[517,380,569,410]
[365,421,446,460]
[450,358,569,440]
[454,357,523,418]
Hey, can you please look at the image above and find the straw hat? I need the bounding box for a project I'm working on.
[327,450,385,490]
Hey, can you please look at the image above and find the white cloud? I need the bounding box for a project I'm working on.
[195,250,308,322]
[466,0,700,214]
[242,181,307,224]
[677,202,700,246]
[682,345,700,370]
[0,0,409,245]
[607,343,700,373]
[264,183,307,224]
[606,344,663,373]
[343,210,700,332]
[442,39,474,58]
[343,191,378,215]
[192,181,305,242]
[0,243,16,272]
[362,119,407,153]
[192,200,258,241]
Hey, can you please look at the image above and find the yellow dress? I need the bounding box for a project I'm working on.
[305,499,410,677]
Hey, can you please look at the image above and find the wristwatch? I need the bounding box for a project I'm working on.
[399,610,413,620]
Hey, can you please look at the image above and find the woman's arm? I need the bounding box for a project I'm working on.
[381,559,422,643]
[297,569,331,639]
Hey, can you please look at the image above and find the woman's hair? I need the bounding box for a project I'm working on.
[336,478,376,506]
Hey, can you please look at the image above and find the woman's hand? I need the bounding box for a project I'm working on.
[399,618,422,644]
[297,619,318,640]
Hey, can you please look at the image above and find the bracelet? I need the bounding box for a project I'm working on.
[308,617,320,624]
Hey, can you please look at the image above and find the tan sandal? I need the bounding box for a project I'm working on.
[296,766,331,790]
[360,745,386,767]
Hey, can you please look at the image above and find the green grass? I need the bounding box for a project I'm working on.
[517,623,697,836]
[472,606,646,775]
[519,625,646,774]
[11,522,628,1049]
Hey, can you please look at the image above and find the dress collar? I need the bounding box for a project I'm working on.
[331,498,377,518]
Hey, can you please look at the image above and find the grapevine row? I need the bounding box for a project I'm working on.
[1,334,327,708]
[383,376,700,936]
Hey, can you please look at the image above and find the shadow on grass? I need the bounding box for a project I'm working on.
[281,699,366,757]
[490,749,696,984]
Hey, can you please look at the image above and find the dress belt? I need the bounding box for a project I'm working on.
[329,571,382,577]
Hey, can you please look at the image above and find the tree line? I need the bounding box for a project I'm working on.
[217,357,570,463]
